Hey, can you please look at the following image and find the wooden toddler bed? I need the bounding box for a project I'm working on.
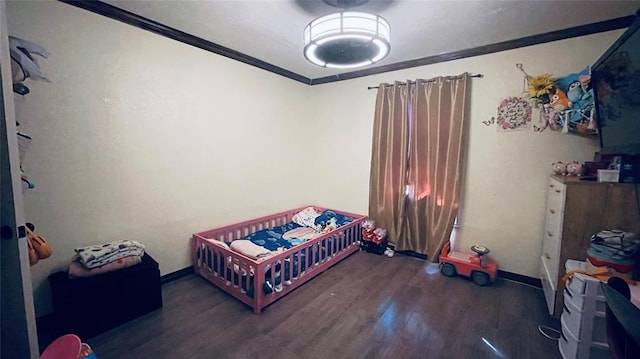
[192,206,366,313]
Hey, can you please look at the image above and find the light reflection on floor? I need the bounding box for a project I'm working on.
[374,297,507,358]
[482,337,506,358]
[376,301,397,336]
[375,299,438,345]
[425,262,440,275]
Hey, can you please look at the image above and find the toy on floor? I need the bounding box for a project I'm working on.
[360,220,393,256]
[439,241,497,286]
[40,334,98,359]
[361,219,375,241]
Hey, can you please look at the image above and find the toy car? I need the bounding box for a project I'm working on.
[439,242,497,286]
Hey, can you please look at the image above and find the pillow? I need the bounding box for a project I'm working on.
[292,206,321,228]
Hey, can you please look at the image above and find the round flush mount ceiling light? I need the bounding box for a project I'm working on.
[303,11,390,69]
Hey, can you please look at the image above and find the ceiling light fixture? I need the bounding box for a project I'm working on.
[303,11,390,69]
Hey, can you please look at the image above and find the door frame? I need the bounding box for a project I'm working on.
[0,1,39,357]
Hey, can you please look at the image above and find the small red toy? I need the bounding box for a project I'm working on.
[439,242,497,286]
[361,219,376,241]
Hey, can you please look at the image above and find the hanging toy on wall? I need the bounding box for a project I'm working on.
[9,36,50,82]
[25,223,52,266]
[9,36,51,95]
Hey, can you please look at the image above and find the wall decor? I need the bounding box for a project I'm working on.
[517,64,596,134]
[484,96,532,132]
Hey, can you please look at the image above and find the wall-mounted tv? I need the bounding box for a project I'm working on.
[593,13,640,155]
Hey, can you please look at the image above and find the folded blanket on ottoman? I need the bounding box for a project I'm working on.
[68,255,142,278]
[74,240,145,269]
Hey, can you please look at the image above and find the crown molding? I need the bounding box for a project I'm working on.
[58,0,312,85]
[59,1,635,86]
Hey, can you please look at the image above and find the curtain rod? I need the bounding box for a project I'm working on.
[367,73,483,90]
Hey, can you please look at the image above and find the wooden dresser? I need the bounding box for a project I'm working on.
[539,175,640,317]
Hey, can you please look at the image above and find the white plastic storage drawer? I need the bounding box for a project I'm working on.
[564,260,604,296]
[559,319,610,359]
[561,291,607,343]
[564,274,607,312]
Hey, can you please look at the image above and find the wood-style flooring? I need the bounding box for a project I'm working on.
[44,252,563,359]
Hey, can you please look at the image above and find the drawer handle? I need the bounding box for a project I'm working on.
[555,189,561,193]
[544,253,550,259]
[549,209,556,214]
[564,288,573,298]
[563,302,571,315]
[547,232,553,237]
[549,184,555,188]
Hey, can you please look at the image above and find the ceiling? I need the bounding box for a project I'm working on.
[96,0,640,82]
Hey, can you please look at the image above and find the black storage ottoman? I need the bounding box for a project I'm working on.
[48,253,163,339]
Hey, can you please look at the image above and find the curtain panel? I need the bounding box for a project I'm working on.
[368,81,410,247]
[369,74,469,260]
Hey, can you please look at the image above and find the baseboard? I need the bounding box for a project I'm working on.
[396,250,428,260]
[498,270,542,288]
[160,266,194,284]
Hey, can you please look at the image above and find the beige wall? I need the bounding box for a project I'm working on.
[309,30,624,277]
[7,0,315,316]
[7,0,625,316]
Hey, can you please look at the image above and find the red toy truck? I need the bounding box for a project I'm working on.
[439,242,497,286]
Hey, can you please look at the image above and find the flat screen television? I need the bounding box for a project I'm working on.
[593,13,640,155]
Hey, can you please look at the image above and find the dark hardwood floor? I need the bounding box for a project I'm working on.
[42,252,563,359]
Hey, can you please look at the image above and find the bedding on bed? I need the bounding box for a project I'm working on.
[198,208,355,296]
[241,208,354,252]
[230,240,273,260]
[216,208,354,297]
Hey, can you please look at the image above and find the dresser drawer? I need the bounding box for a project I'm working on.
[544,205,564,236]
[540,256,556,315]
[541,234,561,280]
[542,177,565,278]
[547,177,566,210]
[548,176,566,195]
[543,225,562,279]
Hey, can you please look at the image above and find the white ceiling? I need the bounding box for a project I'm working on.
[102,0,640,81]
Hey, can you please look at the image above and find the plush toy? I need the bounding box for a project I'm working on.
[372,228,387,245]
[322,217,338,233]
[566,161,584,176]
[551,161,567,176]
[567,81,584,104]
[549,88,572,112]
[314,210,337,232]
[362,219,376,241]
[362,219,375,230]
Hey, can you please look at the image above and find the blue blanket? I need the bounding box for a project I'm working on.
[242,222,300,251]
[242,210,353,251]
[239,210,354,297]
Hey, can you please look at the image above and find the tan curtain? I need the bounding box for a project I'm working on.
[369,74,469,260]
[368,82,410,244]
